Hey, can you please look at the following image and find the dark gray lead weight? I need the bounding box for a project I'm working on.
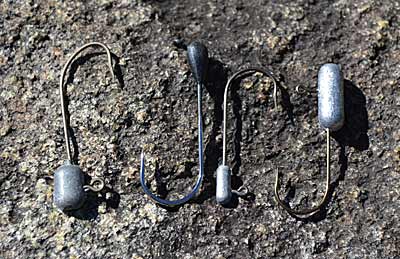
[317,63,344,131]
[216,165,232,205]
[187,41,208,85]
[53,161,86,212]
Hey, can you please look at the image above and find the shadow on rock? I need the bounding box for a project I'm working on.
[331,79,369,151]
[67,184,121,220]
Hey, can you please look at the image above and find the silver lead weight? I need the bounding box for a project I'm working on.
[54,161,86,211]
[318,63,344,131]
[216,165,232,205]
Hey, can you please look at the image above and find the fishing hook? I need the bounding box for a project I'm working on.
[274,63,344,217]
[140,42,208,207]
[53,42,114,212]
[216,67,278,205]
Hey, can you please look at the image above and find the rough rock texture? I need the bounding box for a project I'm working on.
[1,0,399,258]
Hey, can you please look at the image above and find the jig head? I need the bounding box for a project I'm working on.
[274,63,344,217]
[54,42,114,212]
[217,67,278,205]
[140,41,208,207]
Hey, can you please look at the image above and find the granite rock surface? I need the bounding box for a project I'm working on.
[0,0,399,258]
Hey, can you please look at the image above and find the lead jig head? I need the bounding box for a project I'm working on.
[274,63,344,217]
[53,42,114,212]
[140,41,208,207]
[217,67,279,206]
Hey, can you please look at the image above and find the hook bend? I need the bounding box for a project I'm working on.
[140,82,204,207]
[274,128,331,216]
[140,42,208,207]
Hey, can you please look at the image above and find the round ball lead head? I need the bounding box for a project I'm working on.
[317,63,345,131]
[53,162,86,212]
[187,41,209,85]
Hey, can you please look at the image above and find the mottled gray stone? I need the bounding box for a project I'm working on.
[0,0,399,258]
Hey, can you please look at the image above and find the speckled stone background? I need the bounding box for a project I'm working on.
[1,0,399,258]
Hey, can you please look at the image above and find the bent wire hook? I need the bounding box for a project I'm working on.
[53,42,114,212]
[216,67,278,205]
[274,63,344,217]
[140,42,208,207]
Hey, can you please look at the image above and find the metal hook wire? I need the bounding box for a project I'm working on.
[216,67,278,205]
[222,68,278,165]
[60,42,114,162]
[274,128,331,216]
[83,177,106,192]
[139,42,207,207]
[58,42,114,195]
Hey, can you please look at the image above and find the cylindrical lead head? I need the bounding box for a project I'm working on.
[187,41,209,85]
[53,162,86,212]
[318,63,344,131]
[216,165,232,205]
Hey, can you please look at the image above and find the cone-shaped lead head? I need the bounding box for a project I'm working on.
[187,41,209,85]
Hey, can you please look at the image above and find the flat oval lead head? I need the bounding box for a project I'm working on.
[53,161,86,212]
[187,41,209,85]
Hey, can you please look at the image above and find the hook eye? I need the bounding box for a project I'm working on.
[232,185,249,197]
[83,177,105,192]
